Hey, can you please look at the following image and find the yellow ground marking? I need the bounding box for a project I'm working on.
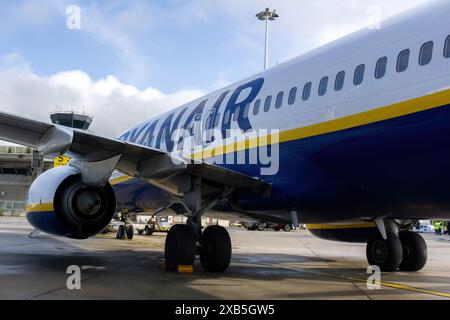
[343,274,450,299]
[278,263,450,299]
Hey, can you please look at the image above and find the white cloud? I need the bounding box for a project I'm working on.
[0,54,204,138]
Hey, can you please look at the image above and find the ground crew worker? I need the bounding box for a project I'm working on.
[434,221,442,235]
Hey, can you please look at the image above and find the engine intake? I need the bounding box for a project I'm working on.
[26,166,116,239]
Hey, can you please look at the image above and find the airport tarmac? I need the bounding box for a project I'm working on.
[0,217,449,300]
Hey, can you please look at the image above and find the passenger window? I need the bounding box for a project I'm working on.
[419,41,433,66]
[213,113,220,127]
[275,91,284,109]
[233,106,240,121]
[264,95,272,112]
[397,49,410,72]
[318,77,328,96]
[205,114,212,130]
[334,71,345,91]
[353,64,365,86]
[375,57,388,79]
[445,35,450,58]
[253,99,261,115]
[224,109,231,125]
[243,103,250,119]
[288,87,297,105]
[302,82,312,101]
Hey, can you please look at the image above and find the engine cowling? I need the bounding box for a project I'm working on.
[26,166,116,239]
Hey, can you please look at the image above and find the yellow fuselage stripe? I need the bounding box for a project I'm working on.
[306,223,377,230]
[110,89,450,185]
[191,88,450,159]
[26,203,54,213]
[110,175,134,186]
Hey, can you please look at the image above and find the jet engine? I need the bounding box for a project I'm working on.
[26,166,116,239]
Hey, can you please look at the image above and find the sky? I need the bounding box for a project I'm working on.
[0,0,431,137]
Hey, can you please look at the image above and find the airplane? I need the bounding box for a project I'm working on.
[0,0,449,273]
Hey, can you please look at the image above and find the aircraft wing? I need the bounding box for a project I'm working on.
[0,111,270,192]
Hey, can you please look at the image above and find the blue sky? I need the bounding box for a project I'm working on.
[0,0,269,92]
[0,0,430,136]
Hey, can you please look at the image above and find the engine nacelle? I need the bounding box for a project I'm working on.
[26,166,116,239]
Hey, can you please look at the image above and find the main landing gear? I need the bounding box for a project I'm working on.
[366,220,428,272]
[163,177,234,272]
[165,223,232,272]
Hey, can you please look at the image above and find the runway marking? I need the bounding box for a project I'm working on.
[291,233,450,299]
[277,263,450,299]
[332,274,450,299]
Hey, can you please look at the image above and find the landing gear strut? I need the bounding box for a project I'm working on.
[366,220,428,272]
[163,177,234,272]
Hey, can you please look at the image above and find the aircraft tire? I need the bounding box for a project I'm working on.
[284,224,292,232]
[116,225,126,240]
[126,225,134,240]
[164,224,196,271]
[144,225,154,236]
[200,226,232,272]
[366,232,403,272]
[257,223,265,231]
[399,231,428,272]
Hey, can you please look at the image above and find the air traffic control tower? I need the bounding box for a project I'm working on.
[50,110,93,130]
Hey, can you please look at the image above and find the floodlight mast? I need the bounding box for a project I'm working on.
[256,8,279,70]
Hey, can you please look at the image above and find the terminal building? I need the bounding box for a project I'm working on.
[0,110,93,217]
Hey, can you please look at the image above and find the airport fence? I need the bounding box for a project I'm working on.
[0,201,26,216]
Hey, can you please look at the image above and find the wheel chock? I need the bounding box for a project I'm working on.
[178,265,194,273]
[161,261,194,273]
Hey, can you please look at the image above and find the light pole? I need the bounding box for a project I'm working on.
[256,8,279,70]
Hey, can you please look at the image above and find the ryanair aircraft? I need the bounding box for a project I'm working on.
[0,0,449,273]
